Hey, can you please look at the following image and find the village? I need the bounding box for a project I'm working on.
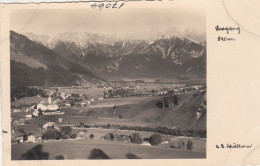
[11,82,206,159]
[11,83,205,144]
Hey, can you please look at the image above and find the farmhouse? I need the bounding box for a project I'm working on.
[58,118,63,123]
[80,103,87,107]
[116,135,131,143]
[47,104,59,111]
[60,92,66,99]
[42,122,56,130]
[30,105,36,109]
[32,109,39,117]
[12,131,26,144]
[66,94,71,98]
[78,130,87,135]
[37,103,48,111]
[141,142,151,146]
[162,141,169,144]
[24,114,32,119]
[27,133,42,143]
[13,109,21,113]
[65,103,71,107]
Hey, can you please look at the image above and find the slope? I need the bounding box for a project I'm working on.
[72,91,206,130]
[10,31,104,86]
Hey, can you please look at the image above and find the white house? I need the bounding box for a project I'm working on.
[30,105,36,109]
[141,142,151,146]
[47,104,59,111]
[27,134,42,143]
[162,141,169,144]
[13,109,21,113]
[40,100,48,104]
[33,109,39,117]
[27,135,36,143]
[65,103,71,107]
[196,112,202,119]
[24,114,32,119]
[37,103,48,111]
[80,103,87,107]
[58,118,63,123]
[60,92,66,99]
[15,136,24,143]
[42,122,56,130]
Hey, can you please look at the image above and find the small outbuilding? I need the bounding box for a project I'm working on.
[58,118,63,123]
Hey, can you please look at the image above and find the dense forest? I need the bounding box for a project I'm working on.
[11,60,81,87]
[11,60,83,100]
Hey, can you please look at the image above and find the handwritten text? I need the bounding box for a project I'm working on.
[90,2,126,10]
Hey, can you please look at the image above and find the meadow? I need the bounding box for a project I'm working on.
[12,139,205,159]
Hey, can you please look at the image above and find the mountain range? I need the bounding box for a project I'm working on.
[10,30,206,87]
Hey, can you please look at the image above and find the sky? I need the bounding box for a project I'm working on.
[10,6,205,37]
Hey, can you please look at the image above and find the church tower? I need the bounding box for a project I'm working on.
[48,95,52,104]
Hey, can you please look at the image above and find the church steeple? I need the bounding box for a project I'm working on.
[48,95,52,104]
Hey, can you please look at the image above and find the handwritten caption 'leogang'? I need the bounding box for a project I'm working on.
[215,25,240,42]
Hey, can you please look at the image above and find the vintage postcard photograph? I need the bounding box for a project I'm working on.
[8,1,206,160]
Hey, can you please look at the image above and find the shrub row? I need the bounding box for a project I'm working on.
[82,123,206,138]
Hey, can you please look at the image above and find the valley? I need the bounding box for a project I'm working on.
[10,30,206,159]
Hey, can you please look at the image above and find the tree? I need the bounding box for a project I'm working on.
[186,140,193,150]
[130,133,142,144]
[173,95,179,106]
[106,123,111,129]
[149,133,162,146]
[90,134,94,139]
[71,133,77,139]
[103,91,108,99]
[70,101,75,107]
[60,126,73,139]
[42,128,62,140]
[18,128,26,134]
[80,122,84,128]
[88,148,110,159]
[177,141,185,149]
[104,133,114,141]
[162,97,169,109]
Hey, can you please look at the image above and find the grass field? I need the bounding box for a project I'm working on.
[24,114,157,127]
[74,128,157,142]
[88,96,160,108]
[74,128,206,152]
[11,96,47,108]
[12,139,205,160]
